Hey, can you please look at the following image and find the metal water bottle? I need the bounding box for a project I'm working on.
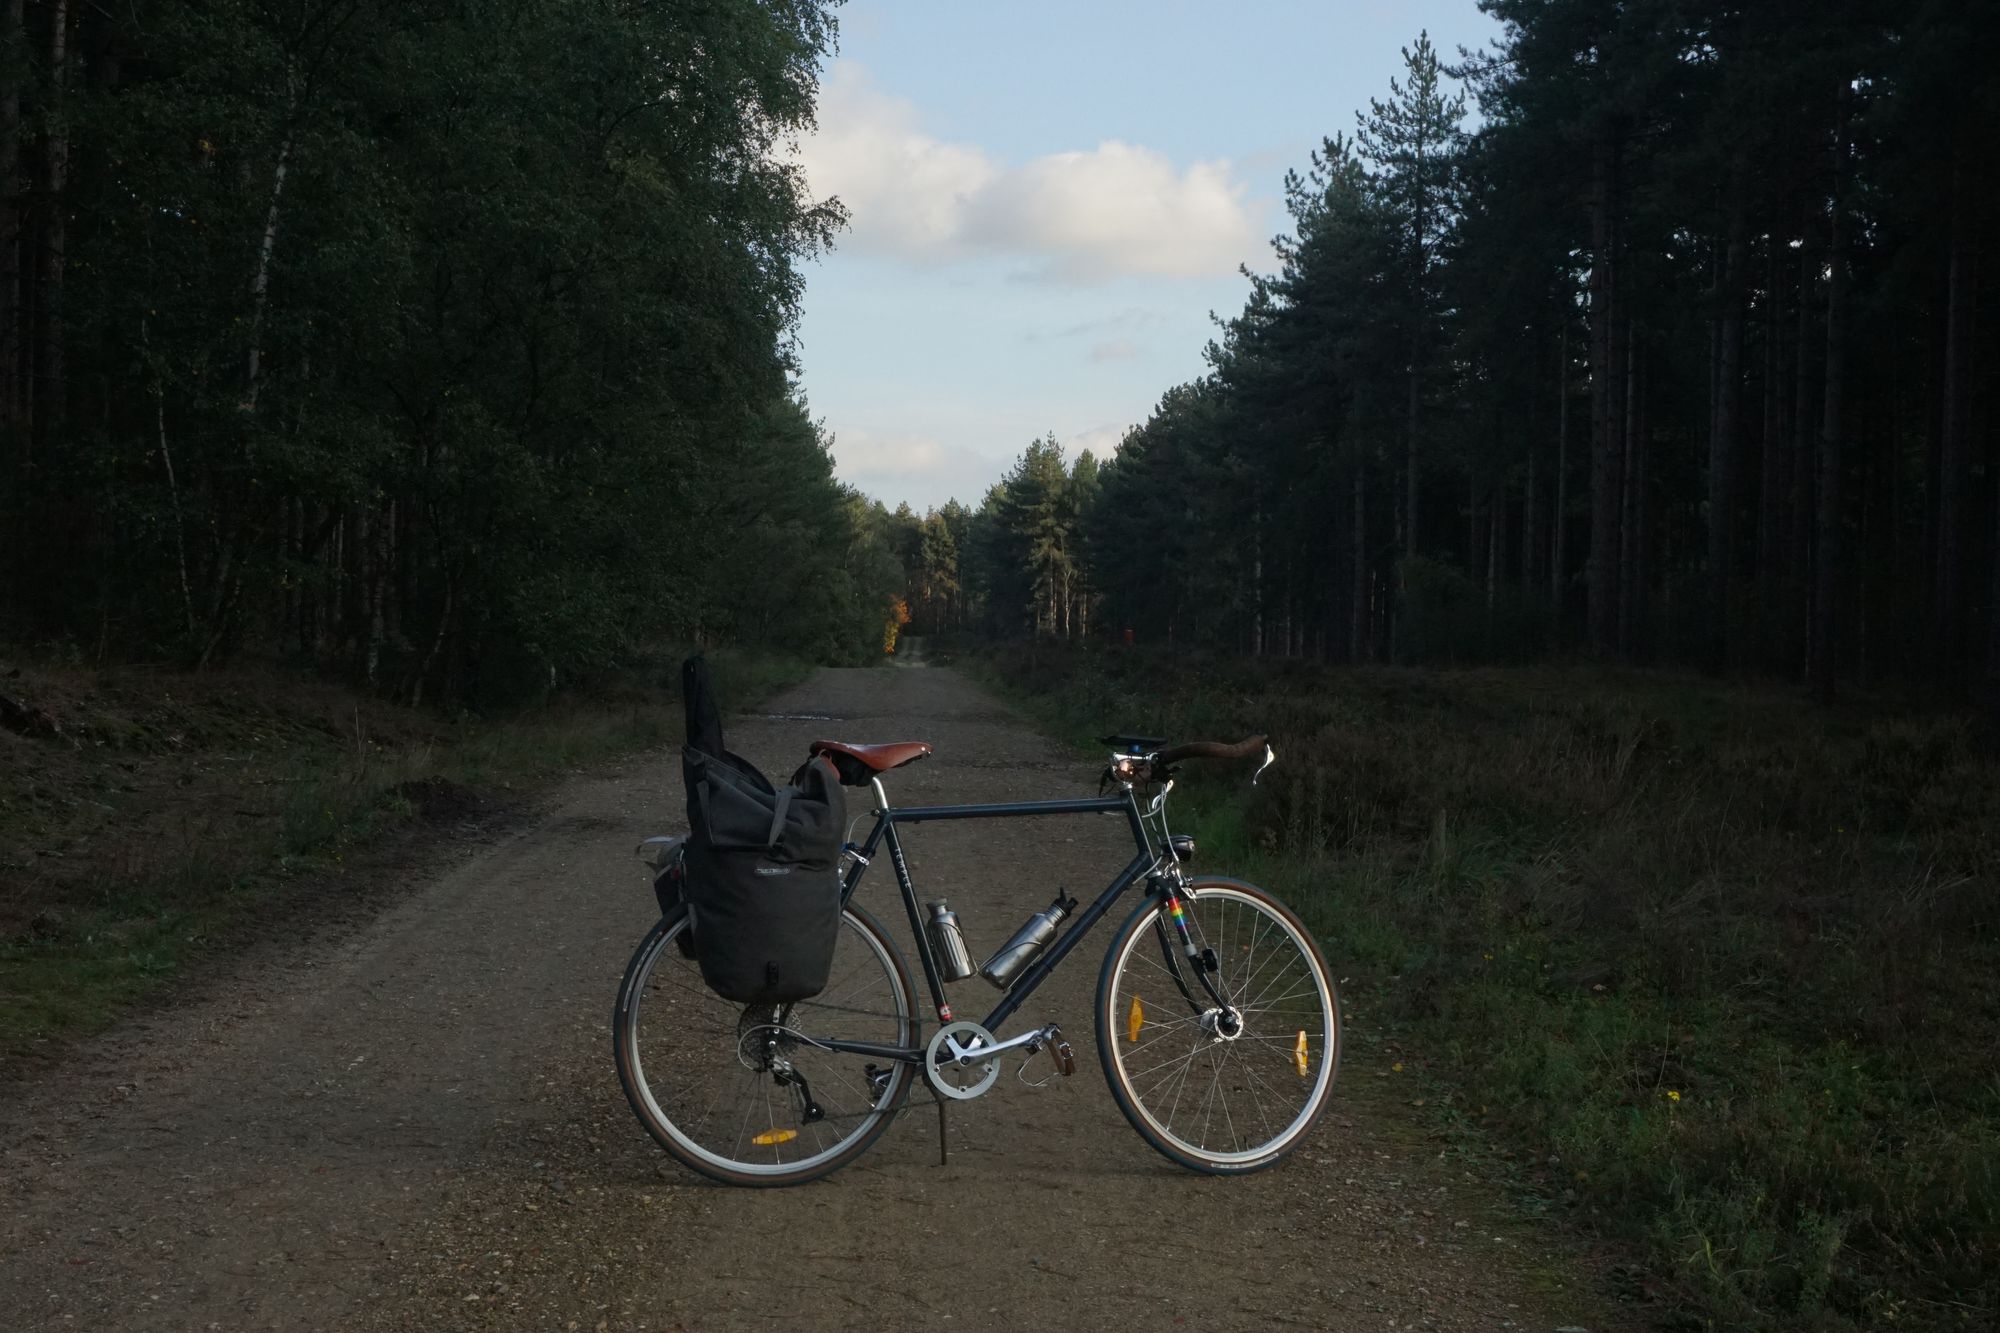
[979,890,1079,990]
[925,900,976,981]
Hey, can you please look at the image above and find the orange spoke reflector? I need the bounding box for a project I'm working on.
[752,1128,799,1146]
[1127,996,1145,1043]
[1295,1030,1310,1077]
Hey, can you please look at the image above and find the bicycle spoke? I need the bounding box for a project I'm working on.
[1210,1045,1242,1151]
[1234,1041,1276,1142]
[1105,883,1338,1171]
[617,907,915,1183]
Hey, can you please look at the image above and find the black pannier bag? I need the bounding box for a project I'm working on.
[679,658,846,1005]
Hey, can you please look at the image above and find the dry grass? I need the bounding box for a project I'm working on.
[0,646,812,1066]
[968,642,1999,1332]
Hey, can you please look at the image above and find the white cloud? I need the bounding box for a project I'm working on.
[967,143,1260,282]
[799,63,1266,282]
[1088,339,1139,363]
[828,427,1005,509]
[798,67,996,257]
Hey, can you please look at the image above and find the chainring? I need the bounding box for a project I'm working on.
[924,1019,1002,1101]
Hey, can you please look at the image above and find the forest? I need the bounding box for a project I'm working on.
[0,0,903,702]
[890,1,2000,702]
[13,1,1994,702]
[3,4,1995,1325]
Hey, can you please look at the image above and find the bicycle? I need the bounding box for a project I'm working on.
[611,732,1340,1187]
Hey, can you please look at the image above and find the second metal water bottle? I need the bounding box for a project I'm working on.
[979,890,1078,989]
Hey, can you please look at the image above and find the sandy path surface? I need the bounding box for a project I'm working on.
[0,667,1624,1332]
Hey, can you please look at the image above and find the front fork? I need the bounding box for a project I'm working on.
[1150,875,1232,1015]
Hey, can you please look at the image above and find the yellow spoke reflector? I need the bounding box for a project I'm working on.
[1295,1030,1310,1077]
[752,1128,799,1146]
[1127,996,1145,1043]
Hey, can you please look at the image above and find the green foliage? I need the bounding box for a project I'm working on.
[925,4,2000,689]
[2,0,890,693]
[900,434,1102,644]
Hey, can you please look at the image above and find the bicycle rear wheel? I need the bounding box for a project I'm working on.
[613,901,917,1186]
[1096,876,1339,1174]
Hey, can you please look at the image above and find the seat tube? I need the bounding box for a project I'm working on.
[881,816,954,1022]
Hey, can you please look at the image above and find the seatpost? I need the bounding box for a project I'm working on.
[870,775,890,812]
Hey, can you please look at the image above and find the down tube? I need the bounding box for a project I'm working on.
[981,849,1155,1033]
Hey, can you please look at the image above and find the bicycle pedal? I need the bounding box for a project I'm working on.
[1052,1037,1076,1077]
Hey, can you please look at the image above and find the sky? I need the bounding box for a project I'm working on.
[792,0,1503,513]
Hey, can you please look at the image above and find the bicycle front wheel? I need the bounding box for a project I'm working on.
[613,901,918,1186]
[1096,876,1340,1174]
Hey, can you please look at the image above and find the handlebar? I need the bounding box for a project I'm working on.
[1098,733,1275,786]
[1156,735,1268,766]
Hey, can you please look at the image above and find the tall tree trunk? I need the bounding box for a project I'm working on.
[362,503,387,686]
[1485,478,1501,617]
[244,122,295,416]
[1251,505,1264,656]
[1811,170,1848,702]
[1523,439,1539,594]
[1467,466,1481,576]
[1406,350,1421,560]
[32,0,71,458]
[1618,333,1642,655]
[1934,156,1976,691]
[139,314,196,634]
[1630,352,1651,656]
[1792,203,1818,659]
[1351,462,1368,662]
[196,526,245,670]
[410,567,454,710]
[1552,321,1569,613]
[1921,297,1944,662]
[0,0,23,462]
[1987,448,2000,721]
[1587,129,1624,654]
[1708,212,1747,670]
[1758,234,1787,652]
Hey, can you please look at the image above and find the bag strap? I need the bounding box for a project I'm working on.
[765,788,792,852]
[691,778,711,838]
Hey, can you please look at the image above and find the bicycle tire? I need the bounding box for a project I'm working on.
[612,901,918,1186]
[1095,876,1340,1174]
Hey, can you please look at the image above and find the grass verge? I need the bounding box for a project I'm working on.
[953,640,1998,1332]
[0,647,813,1070]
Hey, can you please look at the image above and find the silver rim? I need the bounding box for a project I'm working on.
[1106,886,1337,1166]
[622,909,915,1178]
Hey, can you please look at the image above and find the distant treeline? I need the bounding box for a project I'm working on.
[0,0,902,700]
[895,2,2000,697]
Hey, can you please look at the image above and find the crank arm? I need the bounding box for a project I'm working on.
[940,1023,1060,1069]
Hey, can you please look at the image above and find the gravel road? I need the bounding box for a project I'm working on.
[0,667,1625,1332]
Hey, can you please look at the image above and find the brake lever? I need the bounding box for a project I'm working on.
[1251,743,1276,786]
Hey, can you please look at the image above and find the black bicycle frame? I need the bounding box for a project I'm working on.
[820,788,1162,1064]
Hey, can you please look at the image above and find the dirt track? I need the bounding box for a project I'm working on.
[0,667,1623,1332]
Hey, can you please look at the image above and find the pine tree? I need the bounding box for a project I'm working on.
[1357,31,1468,563]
